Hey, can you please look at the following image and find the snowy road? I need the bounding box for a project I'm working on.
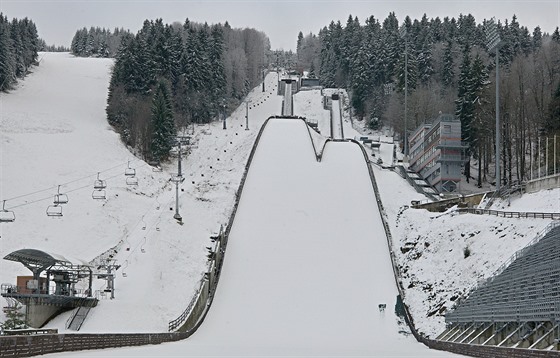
[54,118,459,357]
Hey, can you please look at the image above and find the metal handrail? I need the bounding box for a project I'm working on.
[457,208,560,220]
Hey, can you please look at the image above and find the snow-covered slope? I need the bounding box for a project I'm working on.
[1,52,282,332]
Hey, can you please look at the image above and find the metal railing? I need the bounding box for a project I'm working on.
[457,208,560,220]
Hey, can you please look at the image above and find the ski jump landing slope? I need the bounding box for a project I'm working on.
[60,118,457,357]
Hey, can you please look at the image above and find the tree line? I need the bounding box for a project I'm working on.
[71,27,131,58]
[297,13,560,186]
[106,18,269,162]
[0,13,40,92]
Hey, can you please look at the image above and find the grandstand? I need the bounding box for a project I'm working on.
[442,222,560,350]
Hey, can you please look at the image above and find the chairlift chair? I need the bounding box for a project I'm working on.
[53,185,69,205]
[125,161,136,177]
[92,189,106,200]
[122,260,128,277]
[126,176,138,186]
[46,204,63,217]
[141,237,147,253]
[94,172,107,190]
[0,200,15,223]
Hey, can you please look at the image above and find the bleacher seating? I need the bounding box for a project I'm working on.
[446,224,560,324]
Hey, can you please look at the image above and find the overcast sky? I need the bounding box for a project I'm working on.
[1,0,559,50]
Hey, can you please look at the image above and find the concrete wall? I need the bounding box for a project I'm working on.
[412,192,487,212]
[26,303,63,328]
[526,174,560,194]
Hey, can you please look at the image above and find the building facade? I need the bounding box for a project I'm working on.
[408,114,467,192]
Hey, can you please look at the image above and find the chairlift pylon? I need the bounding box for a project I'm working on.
[94,172,107,190]
[46,204,63,217]
[125,161,136,177]
[53,185,69,205]
[0,200,15,223]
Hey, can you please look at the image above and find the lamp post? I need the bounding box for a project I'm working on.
[485,17,502,190]
[245,101,250,130]
[399,25,409,157]
[222,100,226,130]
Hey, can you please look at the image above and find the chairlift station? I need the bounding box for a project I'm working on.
[1,249,97,328]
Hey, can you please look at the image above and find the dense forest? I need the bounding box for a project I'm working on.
[0,13,40,92]
[106,19,270,162]
[70,27,131,57]
[297,13,560,186]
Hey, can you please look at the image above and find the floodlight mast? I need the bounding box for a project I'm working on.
[485,18,502,191]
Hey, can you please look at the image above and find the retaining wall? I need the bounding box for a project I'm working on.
[526,174,560,193]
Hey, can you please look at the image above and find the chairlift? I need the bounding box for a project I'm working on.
[122,260,128,277]
[141,237,147,253]
[0,200,15,223]
[94,172,106,190]
[125,161,136,177]
[92,189,106,200]
[46,204,63,217]
[53,185,69,205]
[126,176,138,186]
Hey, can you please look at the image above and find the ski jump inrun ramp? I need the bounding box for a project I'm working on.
[166,118,455,356]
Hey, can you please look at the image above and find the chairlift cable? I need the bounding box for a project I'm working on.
[3,159,147,203]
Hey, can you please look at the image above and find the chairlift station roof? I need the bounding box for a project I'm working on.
[4,248,90,270]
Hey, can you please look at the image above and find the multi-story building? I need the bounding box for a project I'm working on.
[408,114,467,192]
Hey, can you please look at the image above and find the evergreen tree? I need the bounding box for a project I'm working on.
[417,36,434,85]
[456,49,474,150]
[552,27,560,44]
[0,15,16,91]
[442,41,454,87]
[308,61,317,78]
[296,30,303,60]
[532,26,542,51]
[546,81,560,133]
[10,19,25,77]
[0,303,27,331]
[209,25,226,103]
[150,81,176,161]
